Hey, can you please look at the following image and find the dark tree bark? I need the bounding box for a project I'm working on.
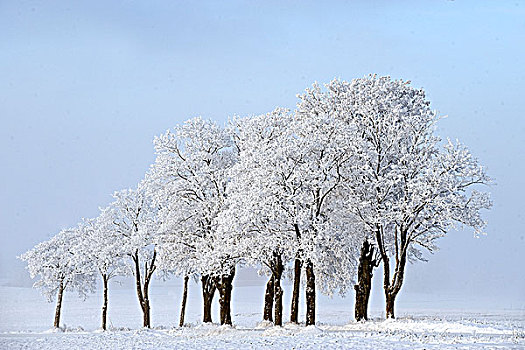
[217,266,236,325]
[290,258,302,324]
[53,280,65,328]
[305,260,316,326]
[263,275,274,322]
[290,224,302,324]
[262,252,284,326]
[179,275,189,327]
[132,249,156,328]
[273,253,284,327]
[101,274,109,330]
[385,292,396,319]
[376,226,408,319]
[201,274,217,323]
[354,240,378,321]
[142,261,153,328]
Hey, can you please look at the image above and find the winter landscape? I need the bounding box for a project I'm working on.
[1,1,524,349]
[1,281,524,349]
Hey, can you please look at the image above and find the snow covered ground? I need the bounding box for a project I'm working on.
[1,280,523,349]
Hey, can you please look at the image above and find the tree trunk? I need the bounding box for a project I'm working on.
[383,264,404,320]
[273,254,284,327]
[53,280,64,328]
[143,275,151,328]
[290,258,302,324]
[101,274,108,330]
[354,240,376,321]
[217,266,235,326]
[201,275,216,323]
[385,292,396,319]
[133,252,145,323]
[132,250,156,328]
[263,275,274,322]
[291,223,303,324]
[179,275,189,327]
[305,260,316,326]
[376,226,407,320]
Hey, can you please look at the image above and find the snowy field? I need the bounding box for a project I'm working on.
[1,280,523,349]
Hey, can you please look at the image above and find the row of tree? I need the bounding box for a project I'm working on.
[20,75,492,330]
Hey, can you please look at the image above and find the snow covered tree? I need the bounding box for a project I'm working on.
[107,185,159,328]
[296,79,379,321]
[78,211,129,330]
[19,228,96,329]
[322,75,493,318]
[220,109,298,326]
[292,92,364,326]
[224,107,361,326]
[149,117,238,325]
[376,138,492,318]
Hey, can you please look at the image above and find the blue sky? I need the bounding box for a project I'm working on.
[1,1,523,306]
